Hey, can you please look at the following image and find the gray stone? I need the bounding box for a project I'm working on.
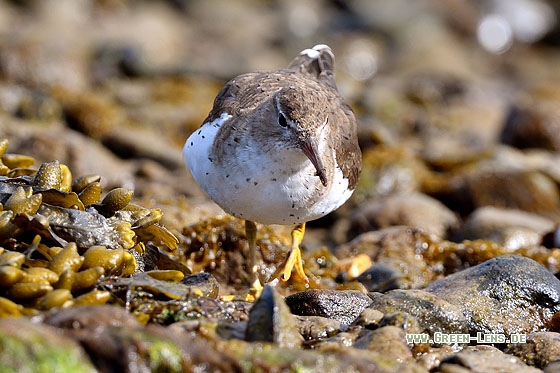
[426,255,560,336]
[506,332,560,369]
[454,206,554,250]
[436,345,541,373]
[368,289,469,340]
[286,289,372,326]
[245,285,303,348]
[295,315,342,341]
[354,325,414,363]
[349,192,459,238]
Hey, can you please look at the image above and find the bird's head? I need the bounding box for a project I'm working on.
[272,87,328,187]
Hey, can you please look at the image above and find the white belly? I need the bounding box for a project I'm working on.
[183,114,353,225]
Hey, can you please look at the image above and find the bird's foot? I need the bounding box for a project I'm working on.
[278,246,309,285]
[275,223,309,287]
[273,222,309,285]
[219,220,264,302]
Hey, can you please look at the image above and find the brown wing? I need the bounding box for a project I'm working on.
[333,101,362,191]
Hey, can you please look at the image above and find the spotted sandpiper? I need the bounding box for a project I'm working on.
[183,44,361,298]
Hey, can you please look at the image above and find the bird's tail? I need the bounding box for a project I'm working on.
[287,44,337,88]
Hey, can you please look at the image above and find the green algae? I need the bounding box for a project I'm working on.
[0,323,96,373]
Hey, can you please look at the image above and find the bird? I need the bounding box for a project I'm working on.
[183,44,361,298]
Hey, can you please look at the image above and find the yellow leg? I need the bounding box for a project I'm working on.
[245,220,263,299]
[280,222,309,284]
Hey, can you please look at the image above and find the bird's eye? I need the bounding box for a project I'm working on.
[278,113,288,127]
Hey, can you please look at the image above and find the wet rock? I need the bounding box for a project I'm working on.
[321,327,363,348]
[181,272,219,298]
[501,103,558,150]
[335,227,441,289]
[354,325,414,363]
[285,289,372,326]
[377,311,419,332]
[464,170,560,220]
[501,86,560,152]
[42,304,142,331]
[368,289,469,339]
[425,255,560,336]
[349,192,459,239]
[527,150,560,187]
[416,345,456,371]
[216,319,248,340]
[43,305,242,372]
[148,323,243,372]
[73,324,189,372]
[355,263,402,292]
[295,315,342,342]
[354,308,384,329]
[506,332,560,370]
[227,336,427,373]
[419,132,492,173]
[435,345,541,373]
[245,285,302,348]
[135,295,251,326]
[454,206,554,250]
[90,44,146,82]
[0,318,96,372]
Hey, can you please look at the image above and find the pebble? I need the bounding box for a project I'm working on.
[245,285,302,348]
[42,304,142,331]
[295,315,342,341]
[355,263,402,292]
[463,169,560,220]
[501,87,560,152]
[349,192,459,239]
[506,332,560,370]
[180,272,219,298]
[354,325,415,363]
[435,345,541,373]
[285,289,372,327]
[454,206,554,250]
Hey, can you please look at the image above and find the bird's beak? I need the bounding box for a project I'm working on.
[300,138,327,186]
